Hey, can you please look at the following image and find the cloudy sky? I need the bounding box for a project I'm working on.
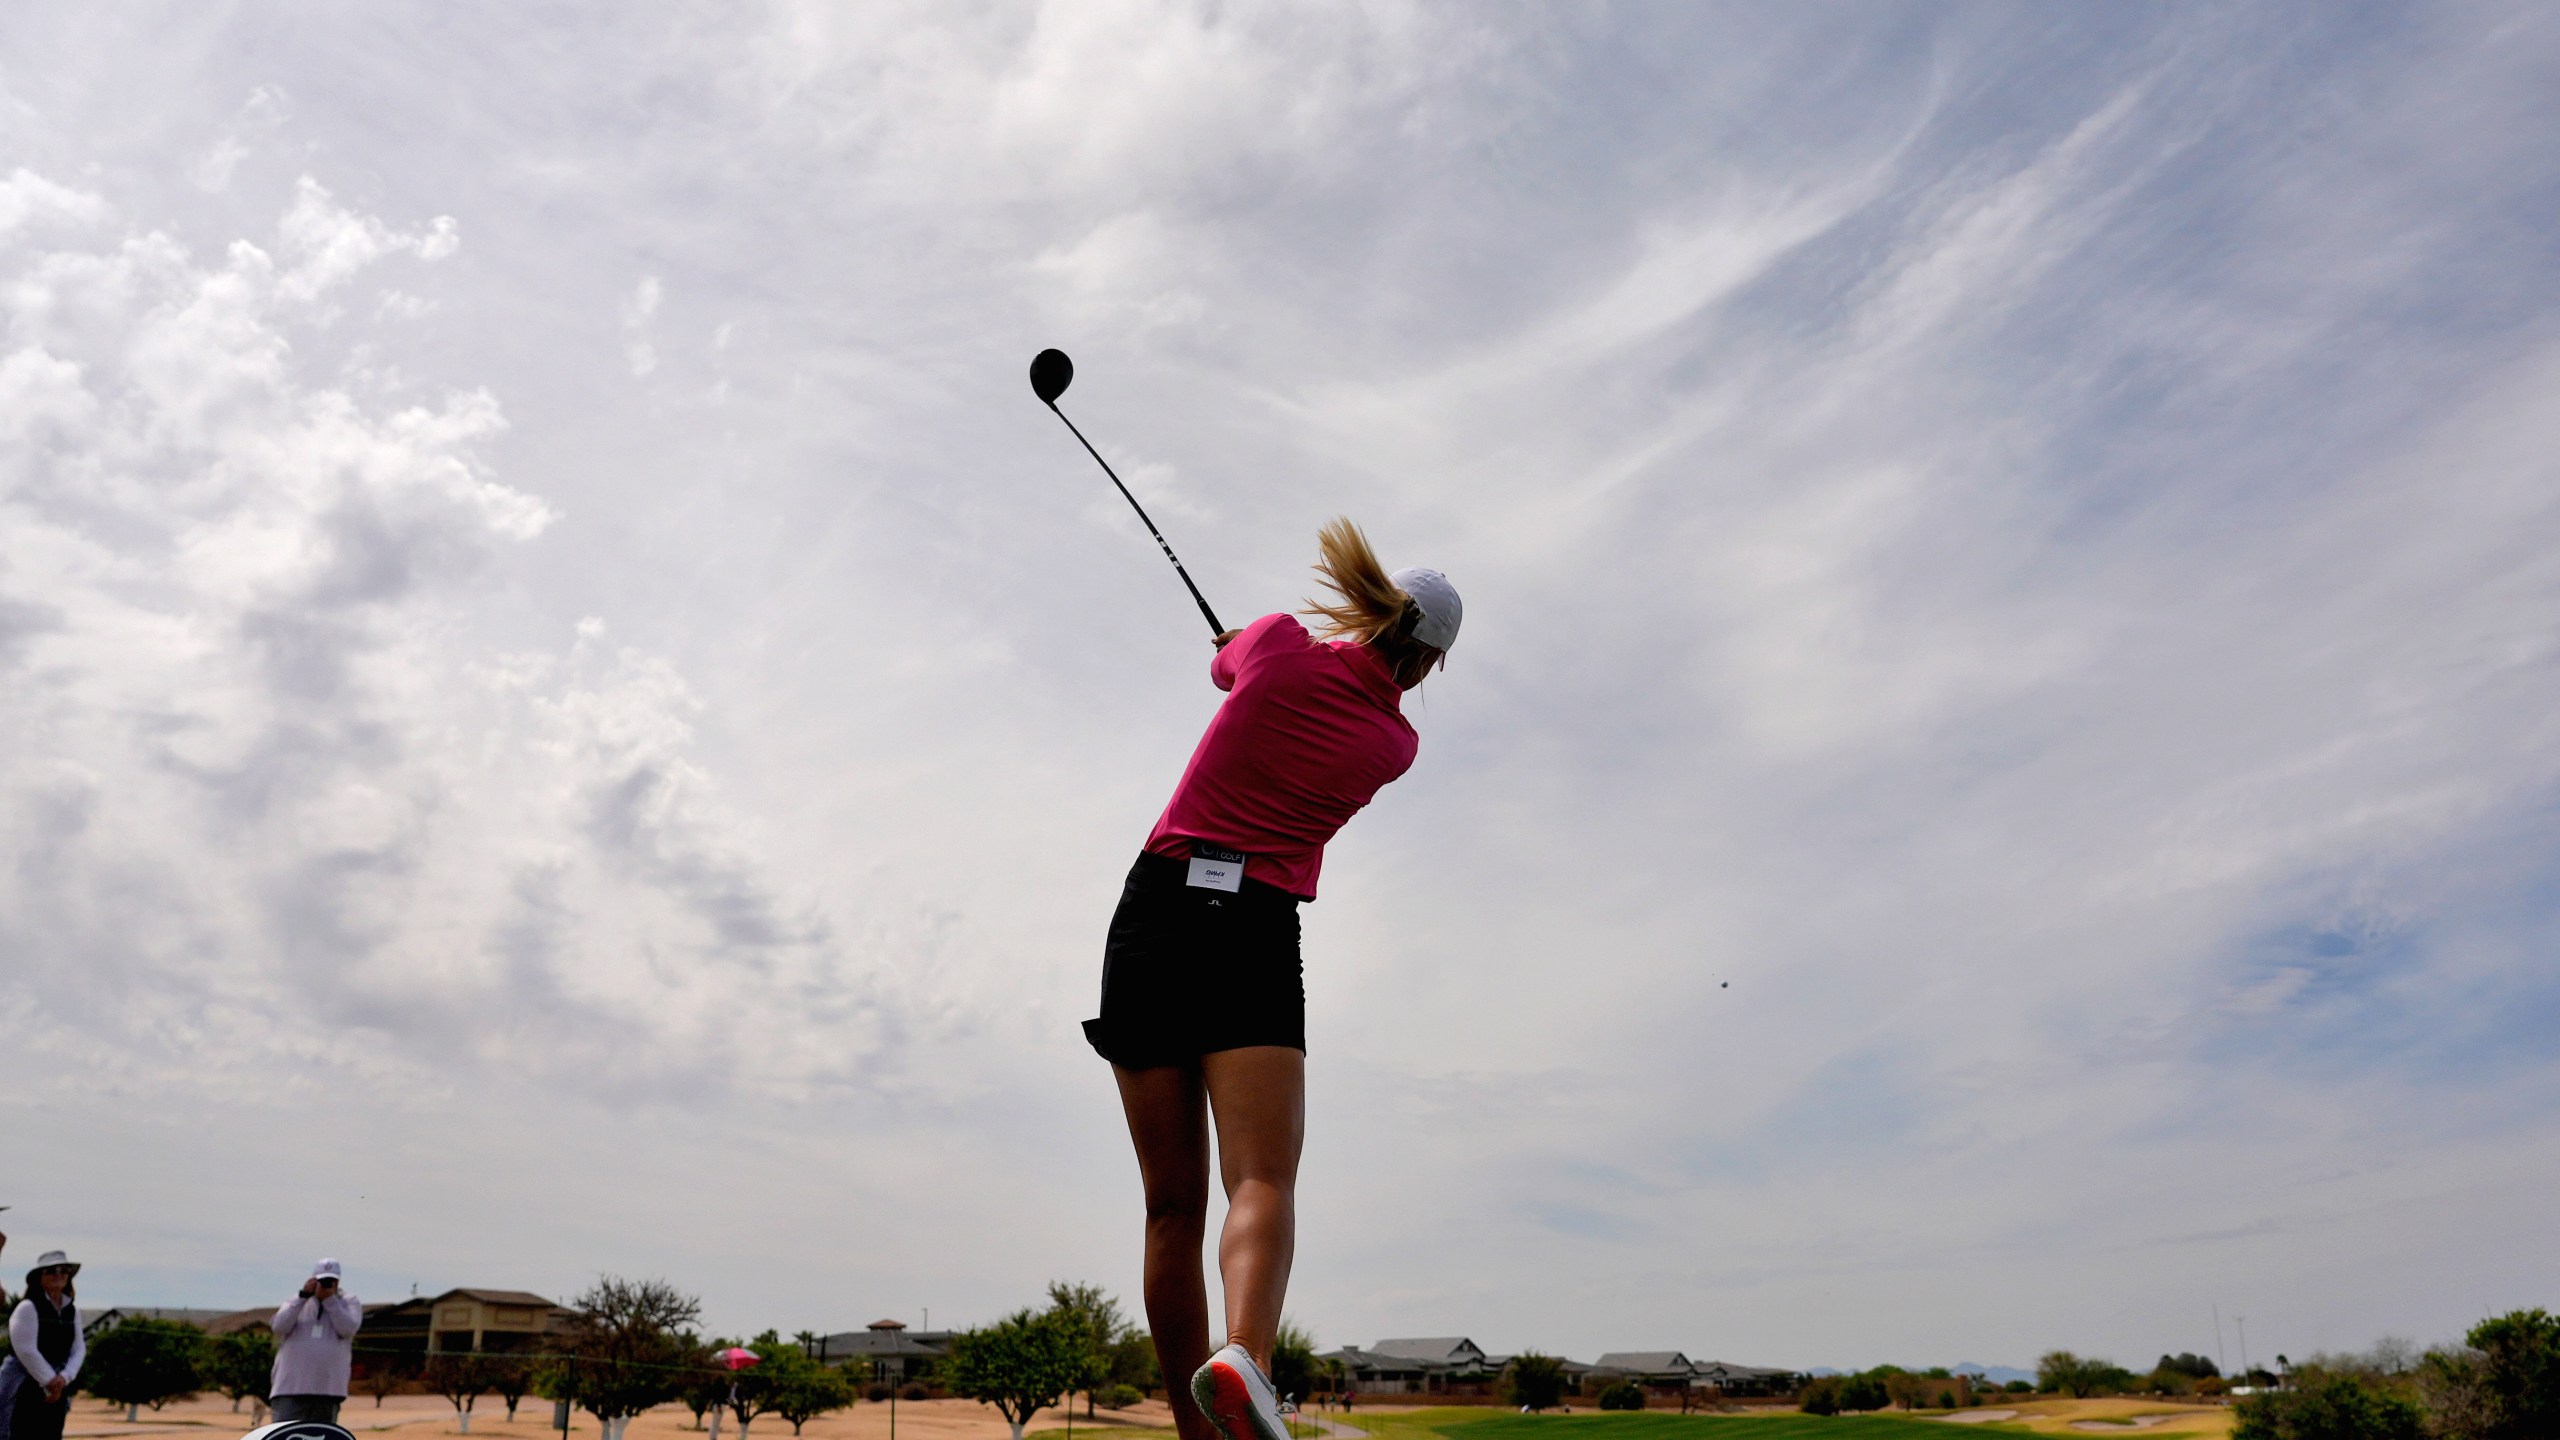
[4,1,2558,1374]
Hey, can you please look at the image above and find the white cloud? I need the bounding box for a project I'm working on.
[0,167,107,237]
[189,85,291,193]
[274,175,458,305]
[0,175,916,1114]
[623,274,661,377]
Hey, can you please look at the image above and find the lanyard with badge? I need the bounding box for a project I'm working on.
[1186,840,1248,893]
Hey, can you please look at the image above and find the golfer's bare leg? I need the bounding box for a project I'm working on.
[1114,1062,1220,1440]
[1202,1045,1306,1373]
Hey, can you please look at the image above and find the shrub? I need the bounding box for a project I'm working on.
[1596,1381,1645,1411]
[864,1385,891,1403]
[901,1385,928,1401]
[1099,1385,1143,1410]
[2232,1372,2422,1440]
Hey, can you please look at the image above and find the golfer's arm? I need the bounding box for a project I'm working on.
[62,1322,83,1381]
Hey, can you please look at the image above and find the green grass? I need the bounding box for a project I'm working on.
[1037,1401,2039,1440]
[1343,1411,2018,1440]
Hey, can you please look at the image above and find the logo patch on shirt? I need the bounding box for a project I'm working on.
[1186,841,1248,893]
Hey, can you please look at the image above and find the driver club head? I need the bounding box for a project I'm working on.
[1029,348,1074,405]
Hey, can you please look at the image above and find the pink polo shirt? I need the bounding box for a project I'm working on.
[1144,613,1419,899]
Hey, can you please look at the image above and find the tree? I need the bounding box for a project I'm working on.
[1798,1377,1842,1416]
[425,1351,503,1434]
[945,1308,1103,1440]
[2149,1353,2221,1393]
[1884,1372,1964,1410]
[206,1327,277,1412]
[1106,1332,1161,1397]
[680,1349,732,1432]
[488,1354,536,1421]
[84,1317,207,1420]
[1596,1380,1645,1411]
[2419,1309,2560,1440]
[2039,1351,2131,1399]
[1045,1282,1136,1416]
[766,1350,856,1434]
[1835,1373,1889,1412]
[709,1334,781,1435]
[722,1332,819,1436]
[1501,1353,1568,1412]
[362,1361,406,1407]
[1269,1321,1319,1405]
[2233,1372,2422,1440]
[544,1276,705,1440]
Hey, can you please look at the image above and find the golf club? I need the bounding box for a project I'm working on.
[1029,348,1226,638]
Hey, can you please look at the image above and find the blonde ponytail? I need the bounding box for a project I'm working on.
[1302,517,1441,687]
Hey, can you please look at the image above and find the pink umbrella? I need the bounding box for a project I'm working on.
[718,1348,762,1371]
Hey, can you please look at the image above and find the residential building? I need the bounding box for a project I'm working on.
[78,1308,250,1339]
[812,1319,952,1381]
[1589,1351,1698,1388]
[1689,1360,1803,1399]
[1588,1352,1803,1400]
[1321,1337,1499,1394]
[359,1289,574,1368]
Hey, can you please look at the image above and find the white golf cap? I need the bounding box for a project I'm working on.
[1390,566,1461,650]
[310,1258,343,1281]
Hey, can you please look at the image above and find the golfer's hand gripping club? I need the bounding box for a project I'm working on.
[1028,348,1226,639]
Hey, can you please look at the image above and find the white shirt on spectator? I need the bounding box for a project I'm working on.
[7,1296,84,1386]
[269,1293,363,1397]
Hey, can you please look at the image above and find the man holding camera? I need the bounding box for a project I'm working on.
[269,1260,363,1425]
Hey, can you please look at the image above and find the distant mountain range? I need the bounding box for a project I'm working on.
[1953,1362,2036,1386]
[1803,1362,2036,1386]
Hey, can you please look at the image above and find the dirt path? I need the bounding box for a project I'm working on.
[56,1394,1184,1440]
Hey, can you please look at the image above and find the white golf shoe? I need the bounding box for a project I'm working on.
[1192,1343,1292,1440]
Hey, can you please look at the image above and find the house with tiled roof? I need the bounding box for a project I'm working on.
[1321,1337,1500,1394]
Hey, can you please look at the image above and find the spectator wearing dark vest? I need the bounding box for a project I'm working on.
[0,1250,84,1440]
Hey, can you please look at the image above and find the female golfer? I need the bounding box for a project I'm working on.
[1084,519,1460,1440]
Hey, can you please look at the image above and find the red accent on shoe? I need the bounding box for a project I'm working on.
[1203,1358,1256,1440]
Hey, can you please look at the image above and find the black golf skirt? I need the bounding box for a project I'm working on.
[1083,851,1305,1070]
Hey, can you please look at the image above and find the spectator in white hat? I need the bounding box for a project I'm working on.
[2,1250,84,1440]
[269,1260,362,1425]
